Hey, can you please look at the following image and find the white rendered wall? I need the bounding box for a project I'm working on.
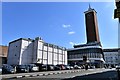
[33,39,44,63]
[64,51,67,65]
[20,40,33,65]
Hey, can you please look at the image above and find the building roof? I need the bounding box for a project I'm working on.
[103,48,120,52]
[0,45,8,57]
[9,38,34,44]
[74,42,101,48]
[9,37,67,50]
[67,45,102,51]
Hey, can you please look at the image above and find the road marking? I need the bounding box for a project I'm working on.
[24,75,30,77]
[2,69,115,79]
[68,71,71,73]
[31,74,37,77]
[16,76,23,78]
[43,73,49,76]
[57,72,59,74]
[38,74,43,76]
[61,72,64,74]
[49,73,53,75]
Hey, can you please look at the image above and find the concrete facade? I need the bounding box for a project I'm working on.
[103,48,120,67]
[7,37,67,65]
[67,42,105,68]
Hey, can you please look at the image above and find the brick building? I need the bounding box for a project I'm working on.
[0,45,8,66]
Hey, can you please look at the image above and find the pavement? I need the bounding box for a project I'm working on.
[1,68,117,80]
[1,69,85,79]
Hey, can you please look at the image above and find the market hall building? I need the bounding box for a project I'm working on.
[7,37,67,65]
[67,5,105,68]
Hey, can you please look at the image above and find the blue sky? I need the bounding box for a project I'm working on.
[2,2,118,49]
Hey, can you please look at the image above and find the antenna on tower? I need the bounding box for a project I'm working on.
[88,3,92,10]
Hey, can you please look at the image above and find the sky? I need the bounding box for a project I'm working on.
[2,2,118,49]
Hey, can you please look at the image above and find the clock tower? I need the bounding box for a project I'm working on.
[84,5,100,44]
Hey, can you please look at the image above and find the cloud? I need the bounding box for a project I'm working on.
[69,42,80,47]
[68,31,75,35]
[62,24,71,28]
[69,42,75,46]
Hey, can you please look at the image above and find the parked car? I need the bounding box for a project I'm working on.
[63,65,71,70]
[74,65,81,69]
[116,65,120,69]
[33,63,43,71]
[54,65,61,70]
[46,65,54,71]
[41,65,47,71]
[68,64,74,70]
[2,64,16,74]
[41,64,54,71]
[56,64,66,70]
[27,64,39,72]
[16,65,29,73]
[90,66,95,69]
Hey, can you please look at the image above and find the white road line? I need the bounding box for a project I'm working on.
[32,74,37,77]
[24,75,30,77]
[16,76,23,78]
[49,73,53,75]
[38,74,43,76]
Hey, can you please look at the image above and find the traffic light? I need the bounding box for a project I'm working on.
[114,0,120,18]
[83,56,87,62]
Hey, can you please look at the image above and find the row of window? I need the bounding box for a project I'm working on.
[68,53,102,59]
[37,59,65,64]
[68,48,102,55]
[39,49,65,54]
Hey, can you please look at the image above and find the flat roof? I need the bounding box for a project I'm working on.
[103,48,120,52]
[9,38,34,44]
[9,37,66,50]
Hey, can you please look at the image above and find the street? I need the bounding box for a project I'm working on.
[1,68,119,80]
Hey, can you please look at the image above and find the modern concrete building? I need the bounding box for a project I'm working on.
[0,45,8,66]
[103,48,120,67]
[67,5,104,68]
[68,42,104,68]
[7,37,67,65]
